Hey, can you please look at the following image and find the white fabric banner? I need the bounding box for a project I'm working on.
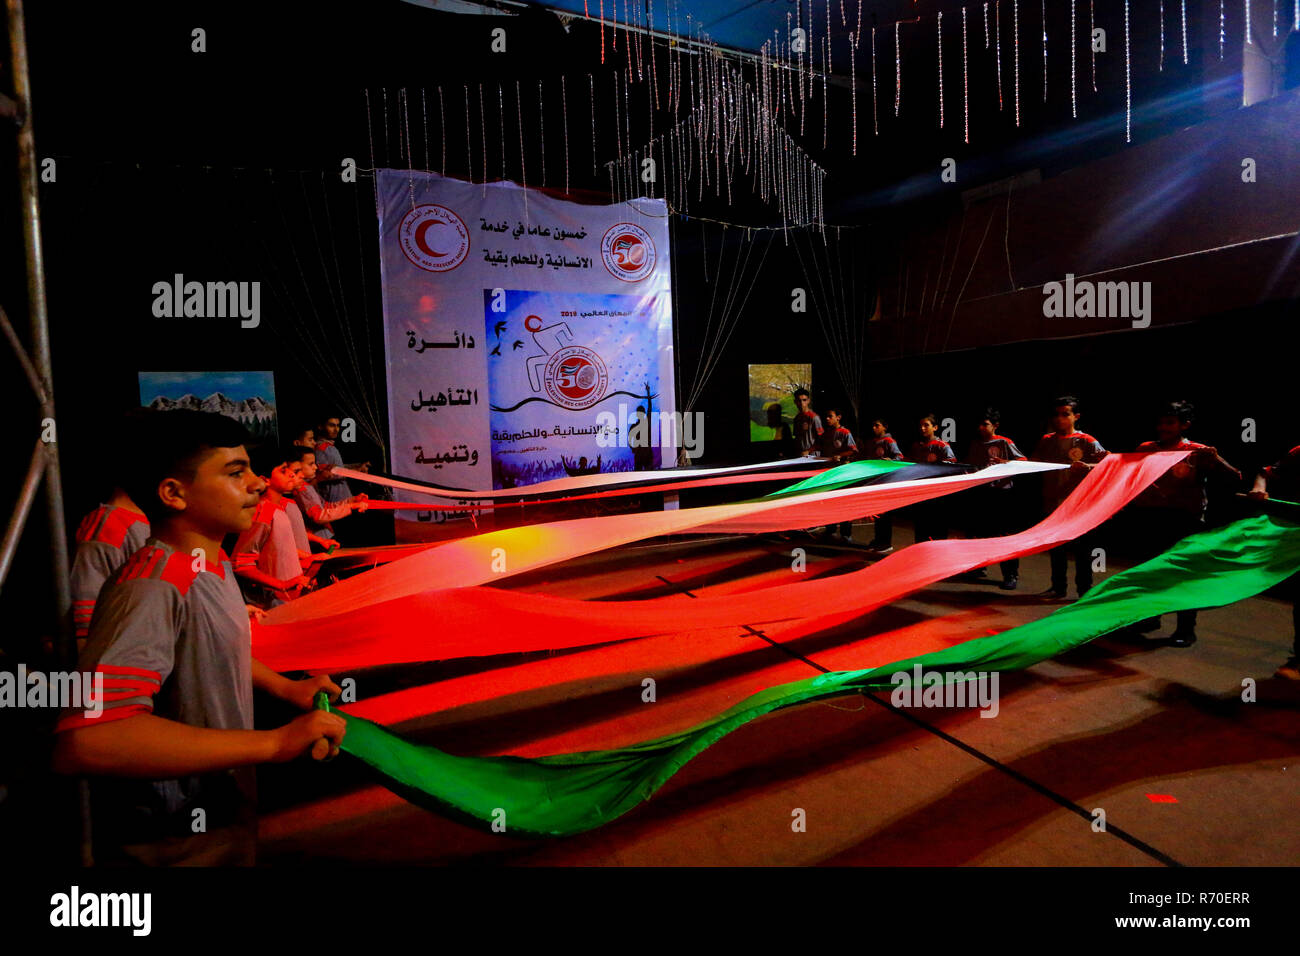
[376,170,675,514]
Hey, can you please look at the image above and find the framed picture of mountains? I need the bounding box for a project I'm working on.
[138,370,279,442]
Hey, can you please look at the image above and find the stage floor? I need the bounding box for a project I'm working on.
[256,519,1300,866]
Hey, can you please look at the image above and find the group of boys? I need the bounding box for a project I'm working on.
[791,392,1297,677]
[72,416,370,627]
[51,400,1300,866]
[59,411,373,864]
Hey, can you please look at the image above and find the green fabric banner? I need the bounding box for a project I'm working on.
[761,459,912,498]
[316,511,1300,838]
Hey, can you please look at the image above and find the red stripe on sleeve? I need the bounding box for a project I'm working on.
[54,703,150,734]
[97,688,160,703]
[98,664,162,680]
[99,678,160,697]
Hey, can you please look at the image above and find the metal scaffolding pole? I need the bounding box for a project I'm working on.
[6,0,70,647]
[5,0,89,865]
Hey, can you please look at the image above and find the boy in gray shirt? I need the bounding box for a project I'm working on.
[53,410,346,865]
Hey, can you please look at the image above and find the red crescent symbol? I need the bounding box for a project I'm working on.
[414,217,449,258]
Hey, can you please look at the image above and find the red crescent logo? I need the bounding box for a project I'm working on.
[414,218,448,258]
[398,204,469,272]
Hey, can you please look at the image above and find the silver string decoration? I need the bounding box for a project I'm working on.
[963,6,970,142]
[938,12,945,129]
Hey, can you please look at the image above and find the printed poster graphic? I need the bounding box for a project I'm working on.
[747,363,812,442]
[486,289,664,488]
[375,170,674,536]
[139,370,278,443]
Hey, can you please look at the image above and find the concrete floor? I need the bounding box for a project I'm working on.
[257,519,1300,866]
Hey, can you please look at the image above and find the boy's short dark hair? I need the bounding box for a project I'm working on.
[122,410,252,523]
[920,413,938,427]
[252,443,295,478]
[1053,395,1080,414]
[285,443,316,464]
[824,406,844,419]
[980,407,1001,426]
[793,387,810,400]
[1160,400,1194,424]
[870,416,888,429]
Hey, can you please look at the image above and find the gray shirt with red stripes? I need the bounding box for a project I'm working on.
[293,482,350,539]
[285,499,310,552]
[908,438,956,464]
[70,504,151,639]
[233,496,303,607]
[966,436,1026,491]
[866,434,904,460]
[1032,431,1107,508]
[57,538,256,847]
[314,440,352,503]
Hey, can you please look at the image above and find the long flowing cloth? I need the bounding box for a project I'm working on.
[259,458,1062,633]
[252,455,1165,671]
[316,509,1300,837]
[333,457,833,503]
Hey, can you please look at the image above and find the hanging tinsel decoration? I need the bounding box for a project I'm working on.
[851,20,859,153]
[895,20,902,117]
[589,73,597,176]
[438,87,446,176]
[1041,0,1047,103]
[537,81,546,188]
[463,84,472,182]
[561,75,570,195]
[1124,0,1132,143]
[963,6,970,143]
[478,83,487,194]
[516,80,528,218]
[612,71,621,200]
[938,12,945,129]
[872,25,880,135]
[605,42,824,230]
[824,0,831,147]
[997,1,1004,110]
[1071,0,1077,117]
[493,83,504,182]
[1090,1,1098,91]
[1182,0,1189,63]
[1159,0,1165,71]
[794,7,805,137]
[649,0,660,109]
[421,88,430,173]
[1013,0,1021,126]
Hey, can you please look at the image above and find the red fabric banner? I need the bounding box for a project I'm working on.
[263,461,1060,627]
[252,454,1181,671]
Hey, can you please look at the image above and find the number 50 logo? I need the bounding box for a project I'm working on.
[601,223,656,282]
